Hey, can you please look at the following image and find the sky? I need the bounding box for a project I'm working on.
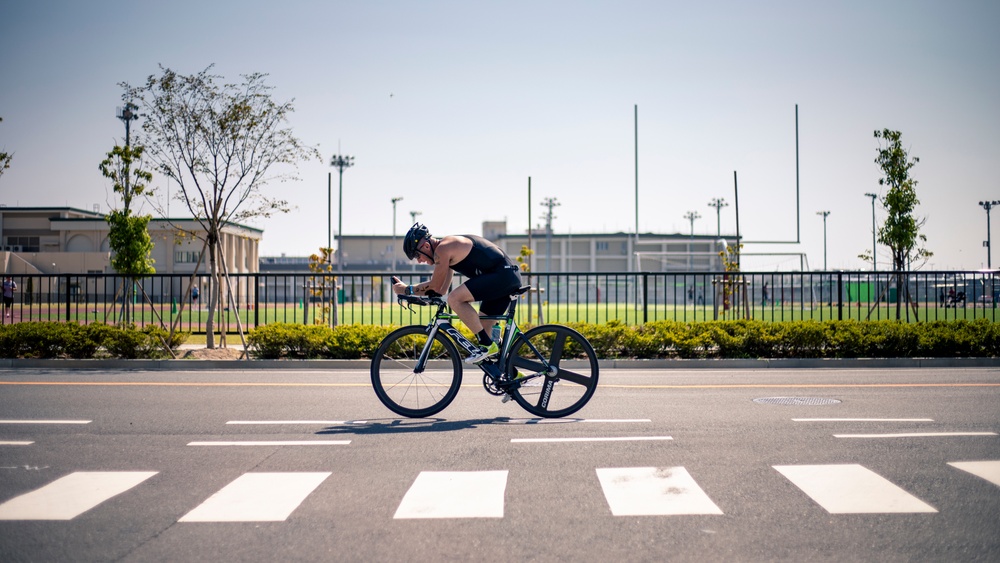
[1,0,998,271]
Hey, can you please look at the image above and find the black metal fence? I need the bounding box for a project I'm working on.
[1,270,996,332]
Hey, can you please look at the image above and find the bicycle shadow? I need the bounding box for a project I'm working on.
[315,416,582,435]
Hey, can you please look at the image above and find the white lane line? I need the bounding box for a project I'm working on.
[226,420,368,425]
[0,471,157,520]
[179,472,330,522]
[948,461,1000,487]
[504,418,652,424]
[834,432,997,439]
[187,440,350,446]
[394,471,507,519]
[774,464,936,514]
[597,467,723,516]
[793,418,934,422]
[0,441,33,446]
[511,436,673,444]
[0,420,92,424]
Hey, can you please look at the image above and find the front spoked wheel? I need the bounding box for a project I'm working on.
[504,325,599,418]
[371,326,463,418]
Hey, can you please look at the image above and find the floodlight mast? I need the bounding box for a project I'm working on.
[707,198,728,237]
[816,211,831,270]
[330,154,355,273]
[981,200,1000,268]
[116,102,139,147]
[391,196,403,270]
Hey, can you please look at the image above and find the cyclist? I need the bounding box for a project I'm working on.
[394,222,522,363]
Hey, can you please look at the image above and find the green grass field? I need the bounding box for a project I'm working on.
[9,299,996,333]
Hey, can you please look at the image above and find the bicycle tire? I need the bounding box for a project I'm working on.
[371,325,463,418]
[504,324,599,418]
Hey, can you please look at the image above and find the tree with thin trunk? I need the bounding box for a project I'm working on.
[125,65,319,347]
[873,128,932,319]
[99,142,155,323]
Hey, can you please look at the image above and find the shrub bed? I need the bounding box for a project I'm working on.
[0,322,188,359]
[2,320,996,360]
[245,319,999,360]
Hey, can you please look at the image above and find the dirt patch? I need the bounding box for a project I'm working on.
[180,347,247,360]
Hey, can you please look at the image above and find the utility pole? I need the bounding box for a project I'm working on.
[708,197,728,237]
[816,211,830,270]
[981,200,1000,268]
[390,196,403,270]
[540,197,560,272]
[409,210,421,225]
[329,154,355,273]
[865,193,877,271]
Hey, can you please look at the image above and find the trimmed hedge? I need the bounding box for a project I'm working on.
[243,319,1000,360]
[0,322,188,359]
[2,320,996,360]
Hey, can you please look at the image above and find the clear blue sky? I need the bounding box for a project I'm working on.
[1,0,998,270]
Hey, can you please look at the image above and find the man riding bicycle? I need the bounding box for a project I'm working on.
[392,222,522,364]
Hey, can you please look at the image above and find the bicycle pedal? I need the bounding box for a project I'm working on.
[501,394,512,403]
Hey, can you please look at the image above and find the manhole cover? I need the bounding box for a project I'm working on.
[753,397,842,406]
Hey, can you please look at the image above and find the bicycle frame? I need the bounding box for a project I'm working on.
[410,294,545,386]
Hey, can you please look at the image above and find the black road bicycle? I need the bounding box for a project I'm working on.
[371,279,599,418]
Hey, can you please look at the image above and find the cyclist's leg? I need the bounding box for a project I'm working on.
[450,269,520,348]
[447,285,485,336]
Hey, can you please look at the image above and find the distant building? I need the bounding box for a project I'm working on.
[0,206,261,275]
[258,221,728,273]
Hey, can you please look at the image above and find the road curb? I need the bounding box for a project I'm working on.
[1,357,997,370]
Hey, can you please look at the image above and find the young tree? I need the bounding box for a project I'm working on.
[126,65,319,348]
[873,128,932,319]
[100,144,156,321]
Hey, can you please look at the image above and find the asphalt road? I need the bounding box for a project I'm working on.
[0,367,998,562]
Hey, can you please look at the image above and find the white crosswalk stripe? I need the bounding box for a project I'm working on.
[394,471,508,519]
[774,464,937,514]
[0,471,157,520]
[0,461,992,522]
[948,461,1000,487]
[597,466,723,516]
[179,472,331,522]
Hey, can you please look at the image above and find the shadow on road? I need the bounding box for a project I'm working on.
[316,416,581,435]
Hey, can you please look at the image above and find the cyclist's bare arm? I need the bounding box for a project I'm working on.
[392,236,469,296]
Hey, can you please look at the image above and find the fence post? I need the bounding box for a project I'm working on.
[837,272,843,320]
[642,273,649,324]
[253,274,260,329]
[62,275,70,322]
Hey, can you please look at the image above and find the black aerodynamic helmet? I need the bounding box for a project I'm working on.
[403,222,431,260]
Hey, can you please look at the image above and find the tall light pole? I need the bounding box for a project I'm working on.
[864,193,877,271]
[390,196,403,271]
[540,197,560,272]
[330,154,355,273]
[683,211,700,237]
[981,200,1000,269]
[408,210,422,271]
[116,102,138,147]
[683,211,701,272]
[816,211,830,270]
[708,197,728,236]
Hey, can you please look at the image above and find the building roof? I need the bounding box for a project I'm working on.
[0,206,262,234]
